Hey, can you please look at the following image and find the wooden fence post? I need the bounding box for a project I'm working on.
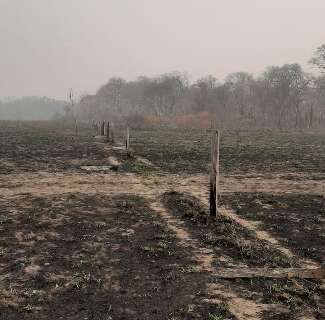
[101,121,105,136]
[111,123,115,144]
[74,119,79,136]
[126,127,130,152]
[92,120,97,135]
[97,121,101,136]
[105,121,110,142]
[210,130,220,218]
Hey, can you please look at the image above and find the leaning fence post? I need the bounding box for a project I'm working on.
[126,127,130,152]
[210,130,220,218]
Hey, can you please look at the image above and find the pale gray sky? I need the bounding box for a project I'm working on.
[0,0,324,100]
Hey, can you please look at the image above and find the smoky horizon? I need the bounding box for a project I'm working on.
[1,0,325,100]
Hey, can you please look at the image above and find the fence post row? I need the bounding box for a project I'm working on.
[210,130,220,218]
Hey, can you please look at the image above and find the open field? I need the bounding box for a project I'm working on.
[0,121,324,320]
[127,128,325,177]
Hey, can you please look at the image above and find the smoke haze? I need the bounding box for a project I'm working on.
[1,0,325,99]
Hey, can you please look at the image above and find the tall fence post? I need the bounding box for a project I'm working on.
[210,130,220,218]
[126,127,130,152]
[105,121,110,142]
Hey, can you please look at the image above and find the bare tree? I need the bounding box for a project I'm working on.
[262,64,309,129]
[310,44,325,72]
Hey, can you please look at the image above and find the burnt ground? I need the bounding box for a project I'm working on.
[2,123,325,178]
[221,193,325,265]
[0,193,232,320]
[128,128,325,177]
[1,122,325,319]
[162,192,325,318]
[0,122,109,174]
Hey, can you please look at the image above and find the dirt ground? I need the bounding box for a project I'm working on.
[0,122,324,320]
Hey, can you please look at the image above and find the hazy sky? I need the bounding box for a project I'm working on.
[0,0,324,100]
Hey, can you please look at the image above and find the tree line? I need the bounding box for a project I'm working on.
[76,45,325,130]
[0,96,66,121]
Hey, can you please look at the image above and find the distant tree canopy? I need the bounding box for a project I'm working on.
[77,46,325,130]
[310,44,325,72]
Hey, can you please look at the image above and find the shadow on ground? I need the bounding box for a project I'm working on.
[0,193,233,320]
[162,191,325,319]
[221,192,325,265]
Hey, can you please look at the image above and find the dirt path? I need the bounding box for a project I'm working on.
[164,174,324,270]
[149,199,296,320]
[1,171,324,198]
